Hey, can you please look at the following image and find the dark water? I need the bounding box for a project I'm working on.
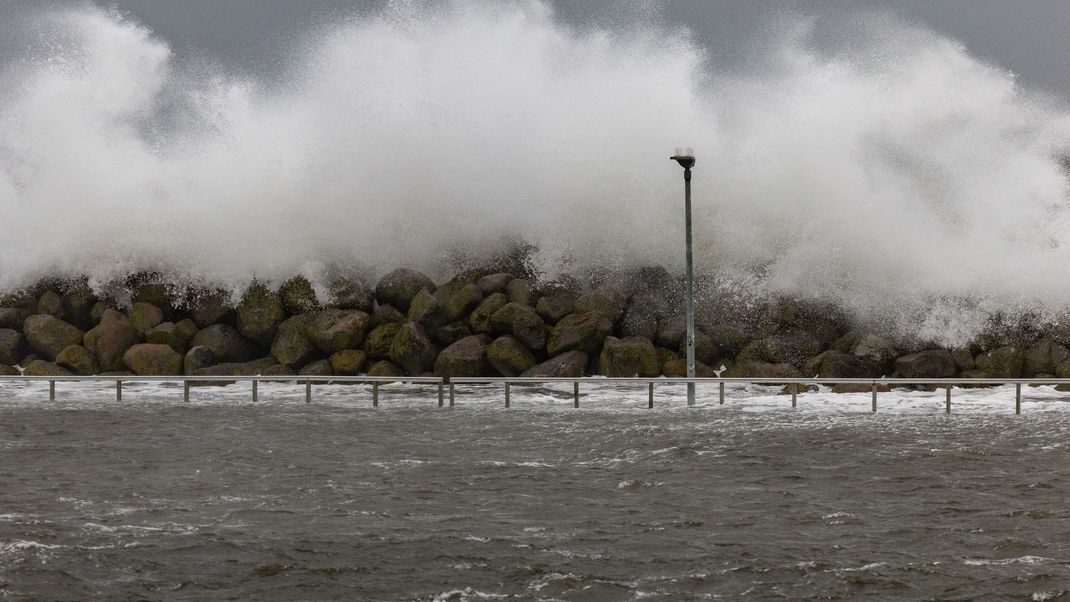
[2,401,1069,600]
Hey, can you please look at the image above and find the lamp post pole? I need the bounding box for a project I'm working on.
[671,149,696,407]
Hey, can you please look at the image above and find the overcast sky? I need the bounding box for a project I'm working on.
[3,0,1070,99]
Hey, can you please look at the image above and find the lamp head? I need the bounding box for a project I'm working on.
[670,146,695,169]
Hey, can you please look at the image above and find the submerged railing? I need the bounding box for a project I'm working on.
[1,375,1069,413]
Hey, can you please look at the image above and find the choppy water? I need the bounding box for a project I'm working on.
[2,382,1070,600]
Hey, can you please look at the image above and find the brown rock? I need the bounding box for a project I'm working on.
[123,343,183,376]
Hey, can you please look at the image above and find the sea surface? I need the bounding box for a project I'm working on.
[1,381,1069,600]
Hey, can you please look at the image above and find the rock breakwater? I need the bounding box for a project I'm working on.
[2,266,1070,385]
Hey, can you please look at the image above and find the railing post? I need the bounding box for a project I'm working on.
[372,383,379,407]
[116,380,122,402]
[252,379,258,402]
[505,383,511,408]
[438,381,444,408]
[791,382,797,408]
[719,381,725,405]
[945,384,951,414]
[49,380,55,401]
[648,382,654,409]
[1016,383,1021,415]
[449,382,455,407]
[305,379,311,404]
[871,382,877,413]
[184,380,190,403]
[573,382,579,408]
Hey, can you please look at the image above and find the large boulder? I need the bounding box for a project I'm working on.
[187,288,234,327]
[737,329,820,368]
[724,361,800,379]
[306,309,371,354]
[55,345,98,375]
[522,351,588,378]
[365,323,401,360]
[193,357,280,379]
[123,343,182,376]
[468,293,508,334]
[0,364,18,376]
[237,283,285,345]
[487,335,537,376]
[23,315,84,361]
[85,309,139,372]
[144,319,198,353]
[599,336,660,377]
[574,281,629,324]
[489,303,547,351]
[975,346,1025,378]
[329,350,367,375]
[22,360,72,377]
[129,302,164,336]
[299,359,334,377]
[407,289,448,331]
[0,307,32,330]
[434,335,491,377]
[433,322,472,346]
[476,272,513,295]
[894,349,957,379]
[851,334,898,367]
[389,322,437,375]
[190,324,261,363]
[270,314,318,367]
[370,303,405,327]
[1023,339,1070,377]
[547,312,613,357]
[367,360,404,377]
[61,280,98,329]
[0,328,21,365]
[279,276,320,315]
[131,282,176,318]
[654,315,686,349]
[184,346,216,374]
[327,276,374,312]
[506,278,537,307]
[375,268,435,313]
[36,290,64,319]
[620,295,661,341]
[662,358,719,378]
[444,284,483,322]
[804,351,881,378]
[535,291,577,325]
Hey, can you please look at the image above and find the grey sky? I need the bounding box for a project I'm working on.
[3,0,1070,98]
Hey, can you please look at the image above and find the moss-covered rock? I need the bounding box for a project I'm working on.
[489,303,547,351]
[803,350,881,378]
[737,329,820,368]
[307,309,371,354]
[144,319,199,354]
[375,268,435,313]
[434,335,491,377]
[0,364,18,376]
[184,345,216,374]
[0,328,21,366]
[724,361,800,379]
[434,322,472,346]
[574,282,629,324]
[192,357,280,381]
[468,293,508,334]
[974,345,1025,378]
[599,336,660,377]
[55,344,98,375]
[535,291,576,325]
[299,359,334,376]
[370,304,405,327]
[132,282,175,318]
[0,307,32,330]
[662,358,718,378]
[23,359,72,377]
[327,276,374,312]
[61,280,98,329]
[23,315,84,360]
[521,351,588,378]
[123,343,182,376]
[129,302,164,336]
[476,272,513,295]
[894,349,957,379]
[444,284,483,322]
[190,324,261,363]
[407,289,448,331]
[237,283,285,345]
[279,276,320,315]
[329,350,367,375]
[36,290,65,319]
[506,278,537,307]
[365,323,401,360]
[389,321,437,376]
[367,360,404,377]
[86,309,138,372]
[1023,338,1070,377]
[486,335,536,377]
[270,313,318,367]
[546,312,613,357]
[187,288,234,327]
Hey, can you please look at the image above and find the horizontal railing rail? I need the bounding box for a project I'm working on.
[1,375,1066,413]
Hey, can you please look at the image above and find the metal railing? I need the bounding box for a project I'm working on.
[0,375,1067,413]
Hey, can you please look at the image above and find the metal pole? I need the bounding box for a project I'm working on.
[719,381,725,404]
[372,383,379,407]
[252,379,258,402]
[573,381,579,408]
[116,380,121,401]
[449,382,455,406]
[505,383,511,408]
[684,167,695,407]
[305,379,311,404]
[648,382,654,408]
[184,381,190,403]
[871,382,877,413]
[438,382,444,408]
[1016,383,1021,415]
[791,382,797,408]
[945,384,951,414]
[49,380,55,401]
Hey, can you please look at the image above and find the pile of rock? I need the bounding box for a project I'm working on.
[2,268,1070,386]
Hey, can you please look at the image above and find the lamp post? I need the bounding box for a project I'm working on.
[670,148,696,407]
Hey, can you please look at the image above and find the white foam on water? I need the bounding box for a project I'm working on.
[0,3,1069,342]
